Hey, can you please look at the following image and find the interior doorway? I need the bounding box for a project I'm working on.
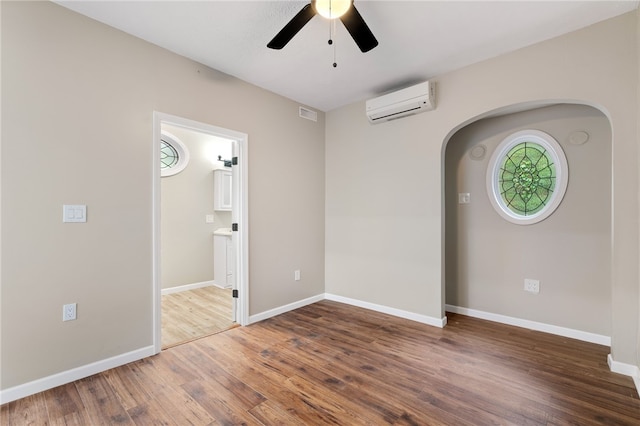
[152,112,249,353]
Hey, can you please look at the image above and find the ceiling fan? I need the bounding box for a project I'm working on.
[267,0,378,53]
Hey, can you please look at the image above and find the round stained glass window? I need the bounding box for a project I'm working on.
[486,130,568,225]
[160,131,189,177]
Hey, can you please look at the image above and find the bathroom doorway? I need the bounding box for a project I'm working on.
[152,112,249,352]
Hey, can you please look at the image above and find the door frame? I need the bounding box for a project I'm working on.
[152,111,249,354]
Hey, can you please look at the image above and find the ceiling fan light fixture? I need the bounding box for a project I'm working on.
[314,0,351,19]
[267,0,377,52]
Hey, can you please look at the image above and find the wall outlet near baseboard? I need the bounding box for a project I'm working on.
[524,279,540,294]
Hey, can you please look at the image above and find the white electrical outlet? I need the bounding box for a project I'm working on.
[524,279,540,294]
[294,270,301,281]
[62,205,87,223]
[63,303,77,321]
[458,193,471,204]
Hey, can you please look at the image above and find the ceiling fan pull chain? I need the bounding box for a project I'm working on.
[331,19,337,67]
[333,44,337,68]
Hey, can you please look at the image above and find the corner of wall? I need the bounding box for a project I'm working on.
[608,354,640,396]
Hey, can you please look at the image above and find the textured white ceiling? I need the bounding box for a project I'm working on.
[56,1,638,112]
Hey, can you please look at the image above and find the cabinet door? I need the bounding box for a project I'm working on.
[225,237,234,286]
[213,235,228,287]
[214,170,232,211]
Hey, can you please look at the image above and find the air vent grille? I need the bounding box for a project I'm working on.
[299,106,317,122]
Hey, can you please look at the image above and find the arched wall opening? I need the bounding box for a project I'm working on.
[443,102,612,342]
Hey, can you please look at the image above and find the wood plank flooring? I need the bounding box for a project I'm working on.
[3,300,639,425]
[162,285,236,349]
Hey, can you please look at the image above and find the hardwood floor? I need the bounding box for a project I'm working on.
[162,285,236,349]
[3,300,639,425]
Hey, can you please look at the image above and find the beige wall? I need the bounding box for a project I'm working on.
[2,0,639,397]
[160,124,232,289]
[445,104,611,335]
[1,1,325,390]
[326,12,638,364]
[636,7,640,371]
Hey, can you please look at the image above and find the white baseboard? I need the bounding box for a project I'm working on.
[608,354,640,396]
[249,293,446,328]
[3,296,624,405]
[248,294,325,324]
[445,304,611,346]
[0,345,155,405]
[326,293,447,328]
[212,282,231,289]
[161,280,216,295]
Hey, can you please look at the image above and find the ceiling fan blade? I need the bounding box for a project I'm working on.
[267,3,317,49]
[340,4,378,52]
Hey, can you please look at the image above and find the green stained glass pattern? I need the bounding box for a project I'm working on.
[160,139,179,170]
[499,142,556,216]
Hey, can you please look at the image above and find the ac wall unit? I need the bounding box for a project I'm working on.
[366,81,436,124]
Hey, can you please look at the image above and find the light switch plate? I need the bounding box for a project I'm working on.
[205,214,215,224]
[63,205,87,223]
[458,193,471,204]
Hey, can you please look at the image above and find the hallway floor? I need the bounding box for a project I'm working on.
[161,285,236,348]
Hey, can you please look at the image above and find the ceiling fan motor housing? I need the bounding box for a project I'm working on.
[267,1,377,53]
[313,0,352,19]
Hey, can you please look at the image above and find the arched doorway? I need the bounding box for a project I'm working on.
[443,103,612,344]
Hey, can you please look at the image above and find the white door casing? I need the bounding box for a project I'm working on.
[152,111,249,354]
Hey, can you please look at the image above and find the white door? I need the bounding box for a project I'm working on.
[231,140,239,322]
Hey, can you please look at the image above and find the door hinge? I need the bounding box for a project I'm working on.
[232,289,238,298]
[232,156,238,166]
[232,223,238,231]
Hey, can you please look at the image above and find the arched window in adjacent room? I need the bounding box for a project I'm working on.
[160,131,190,177]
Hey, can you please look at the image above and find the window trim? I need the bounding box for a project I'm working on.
[486,129,568,225]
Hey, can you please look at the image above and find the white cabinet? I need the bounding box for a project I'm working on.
[214,233,233,288]
[214,169,232,211]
